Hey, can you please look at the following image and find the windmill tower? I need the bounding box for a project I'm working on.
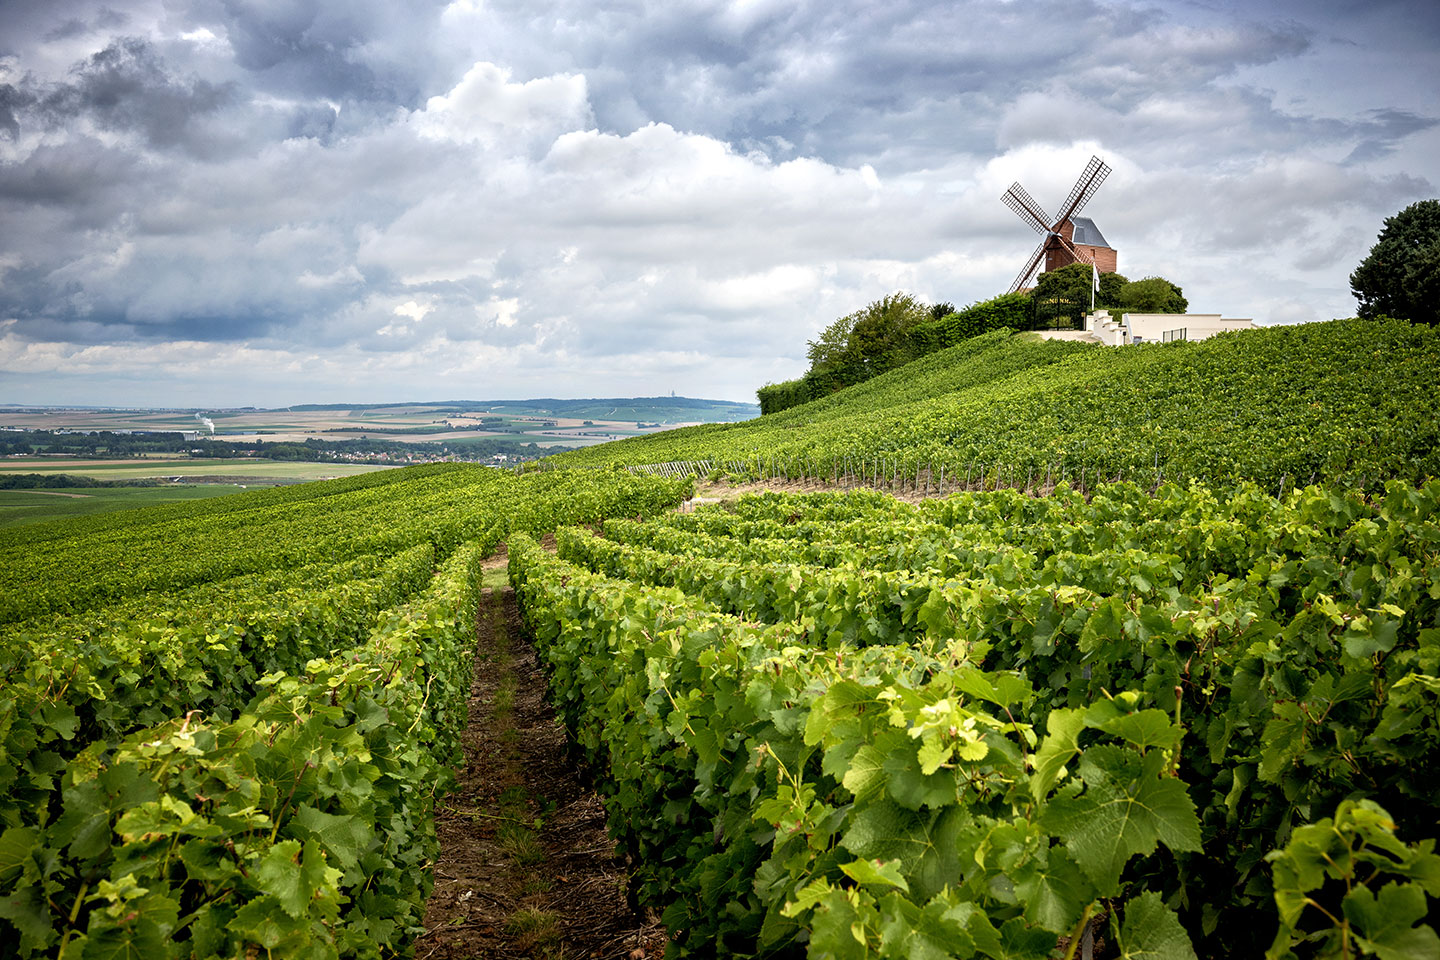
[1002,156,1116,293]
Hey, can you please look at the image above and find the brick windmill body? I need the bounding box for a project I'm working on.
[1003,156,1116,292]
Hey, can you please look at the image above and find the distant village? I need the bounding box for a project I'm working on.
[0,427,557,466]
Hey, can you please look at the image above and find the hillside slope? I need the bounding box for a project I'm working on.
[554,319,1440,487]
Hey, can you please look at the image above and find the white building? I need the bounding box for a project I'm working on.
[1084,311,1256,346]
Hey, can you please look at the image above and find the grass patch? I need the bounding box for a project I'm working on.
[497,785,528,812]
[491,677,516,719]
[504,907,563,954]
[498,823,546,867]
[520,876,554,896]
[0,485,247,528]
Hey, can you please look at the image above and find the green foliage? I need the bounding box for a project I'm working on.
[804,292,934,397]
[1097,271,1129,307]
[757,378,813,416]
[0,466,693,956]
[511,477,1440,957]
[805,309,862,371]
[766,291,1043,417]
[1351,199,1440,326]
[909,293,1033,353]
[0,465,690,624]
[509,529,1206,959]
[0,543,488,958]
[1120,276,1188,314]
[556,318,1440,491]
[1091,272,1187,313]
[1032,263,1095,328]
[1266,800,1440,959]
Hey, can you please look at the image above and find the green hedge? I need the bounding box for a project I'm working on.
[910,293,1034,353]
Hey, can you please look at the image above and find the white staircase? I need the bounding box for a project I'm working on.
[1084,310,1129,345]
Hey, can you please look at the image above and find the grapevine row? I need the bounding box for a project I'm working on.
[516,480,1440,957]
[0,468,695,957]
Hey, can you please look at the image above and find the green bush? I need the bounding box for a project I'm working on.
[1097,271,1128,307]
[757,378,813,415]
[910,292,1033,352]
[1119,276,1188,313]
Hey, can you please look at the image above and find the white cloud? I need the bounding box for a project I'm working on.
[393,299,432,322]
[412,61,592,149]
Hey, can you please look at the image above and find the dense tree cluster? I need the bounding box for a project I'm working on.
[1034,265,1188,328]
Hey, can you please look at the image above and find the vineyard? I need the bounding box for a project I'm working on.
[4,315,1440,958]
[550,319,1440,490]
[0,465,692,958]
[510,481,1440,958]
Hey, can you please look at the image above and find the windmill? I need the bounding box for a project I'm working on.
[1002,155,1113,293]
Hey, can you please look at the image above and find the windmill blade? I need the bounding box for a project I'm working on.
[1008,241,1047,293]
[1002,183,1050,233]
[1053,155,1112,226]
[1052,232,1096,266]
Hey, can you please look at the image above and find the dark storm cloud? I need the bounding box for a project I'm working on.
[456,0,1314,168]
[0,84,33,139]
[23,37,235,157]
[0,1,131,55]
[43,19,92,43]
[43,7,130,42]
[0,138,142,214]
[179,0,452,107]
[42,4,129,39]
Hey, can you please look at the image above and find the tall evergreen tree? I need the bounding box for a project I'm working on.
[1351,199,1440,326]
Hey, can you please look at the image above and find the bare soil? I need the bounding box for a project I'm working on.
[418,551,667,960]
[689,476,953,505]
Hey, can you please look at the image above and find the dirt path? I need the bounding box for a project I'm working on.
[419,553,666,960]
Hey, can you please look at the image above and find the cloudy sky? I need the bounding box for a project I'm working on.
[1,0,1436,406]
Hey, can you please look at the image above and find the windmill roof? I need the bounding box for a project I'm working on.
[1071,216,1110,248]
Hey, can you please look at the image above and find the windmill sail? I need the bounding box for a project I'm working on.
[1008,241,1047,294]
[1002,184,1050,233]
[1053,156,1111,225]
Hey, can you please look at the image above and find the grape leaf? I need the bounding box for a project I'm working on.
[1042,746,1201,896]
[255,840,327,920]
[1344,882,1440,960]
[1091,709,1181,752]
[842,743,888,803]
[1112,892,1198,960]
[290,804,374,869]
[842,799,970,900]
[840,858,910,892]
[1030,707,1085,802]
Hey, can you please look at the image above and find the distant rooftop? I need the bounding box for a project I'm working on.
[1070,216,1109,248]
